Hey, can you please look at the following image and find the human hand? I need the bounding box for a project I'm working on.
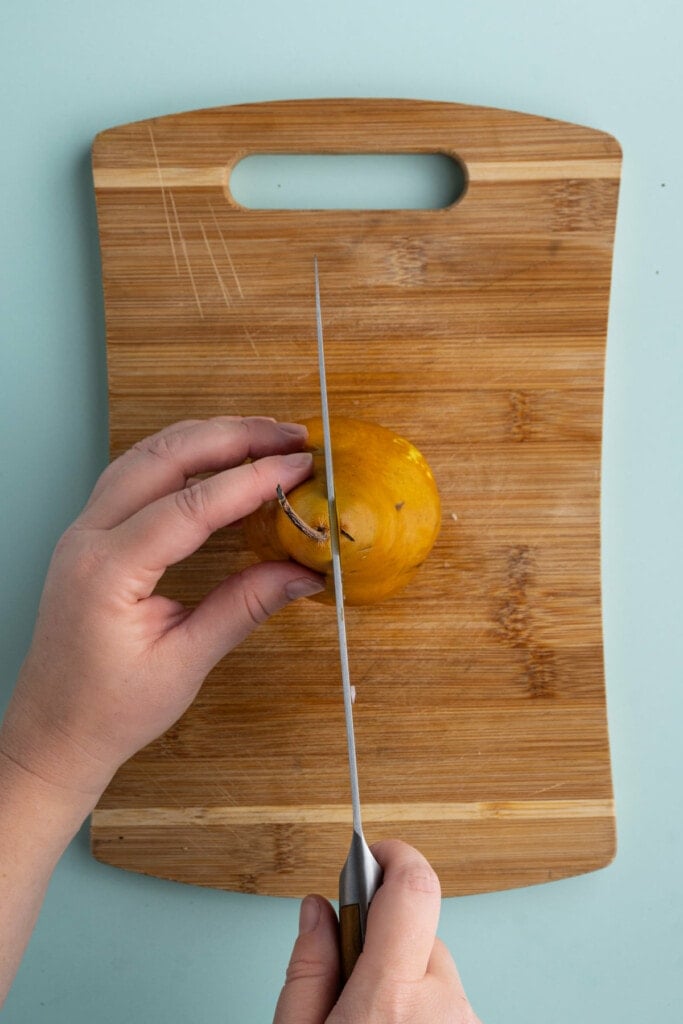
[274,840,482,1023]
[0,416,322,800]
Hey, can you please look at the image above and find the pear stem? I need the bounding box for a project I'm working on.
[276,484,328,543]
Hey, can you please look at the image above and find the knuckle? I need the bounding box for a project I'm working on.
[133,429,182,463]
[173,481,208,525]
[390,859,440,897]
[244,457,282,506]
[241,585,272,627]
[88,458,119,495]
[216,415,249,436]
[244,457,267,489]
[169,418,203,431]
[403,864,440,895]
[51,523,80,560]
[51,525,109,584]
[284,955,330,985]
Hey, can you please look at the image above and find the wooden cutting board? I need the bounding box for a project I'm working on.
[90,98,621,897]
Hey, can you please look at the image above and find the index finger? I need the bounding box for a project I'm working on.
[356,840,441,984]
[108,450,313,595]
[80,417,309,529]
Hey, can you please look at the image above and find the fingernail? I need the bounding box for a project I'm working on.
[281,451,313,469]
[278,421,308,437]
[299,895,321,935]
[285,576,325,600]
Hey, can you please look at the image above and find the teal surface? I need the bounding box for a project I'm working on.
[1,1,681,1021]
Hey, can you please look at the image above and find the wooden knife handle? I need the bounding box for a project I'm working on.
[339,903,363,984]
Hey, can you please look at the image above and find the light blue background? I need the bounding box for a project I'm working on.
[1,1,681,1021]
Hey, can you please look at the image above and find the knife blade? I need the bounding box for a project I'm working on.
[313,256,383,983]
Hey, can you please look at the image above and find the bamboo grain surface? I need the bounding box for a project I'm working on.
[90,98,621,897]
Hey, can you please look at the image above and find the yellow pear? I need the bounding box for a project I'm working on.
[243,416,441,605]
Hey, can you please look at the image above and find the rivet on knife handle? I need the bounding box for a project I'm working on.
[314,256,383,983]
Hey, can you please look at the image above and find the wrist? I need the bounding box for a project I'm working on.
[0,750,97,885]
[0,743,99,1006]
[0,698,115,836]
[0,668,118,804]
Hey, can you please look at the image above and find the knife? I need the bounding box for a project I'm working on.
[313,257,383,983]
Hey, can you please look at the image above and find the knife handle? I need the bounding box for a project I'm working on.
[338,831,383,984]
[339,902,363,983]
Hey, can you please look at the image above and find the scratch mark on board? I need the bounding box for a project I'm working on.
[209,203,245,298]
[148,125,179,276]
[146,776,205,855]
[243,327,260,358]
[168,191,204,319]
[529,779,568,798]
[199,220,232,307]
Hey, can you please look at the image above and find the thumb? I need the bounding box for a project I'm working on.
[273,895,341,1024]
[172,561,324,676]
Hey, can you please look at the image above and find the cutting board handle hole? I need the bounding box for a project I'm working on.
[229,154,466,210]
